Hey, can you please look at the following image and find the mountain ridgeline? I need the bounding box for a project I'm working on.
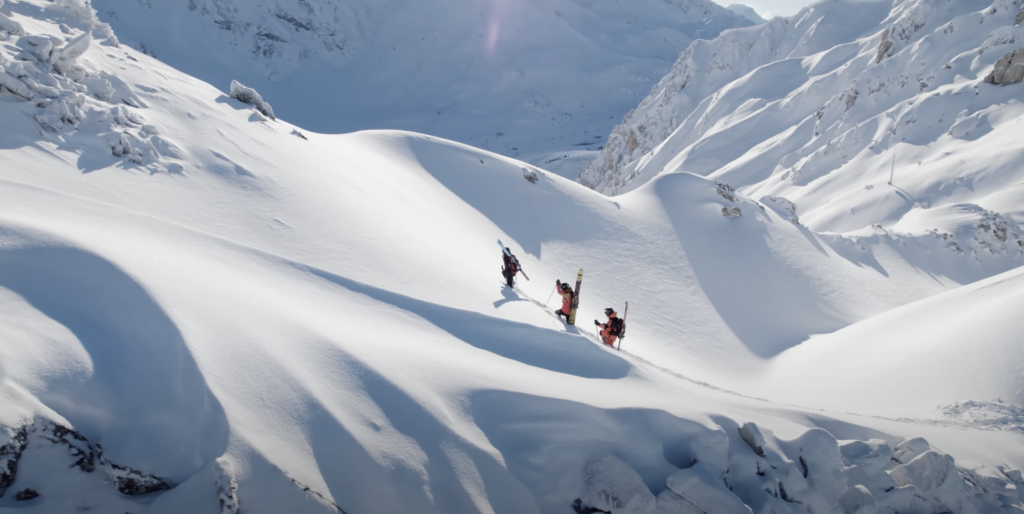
[91,0,753,159]
[580,0,1024,237]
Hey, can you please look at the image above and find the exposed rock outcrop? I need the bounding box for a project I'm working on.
[14,488,39,501]
[3,420,173,498]
[985,47,1024,84]
[229,80,275,120]
[0,425,29,498]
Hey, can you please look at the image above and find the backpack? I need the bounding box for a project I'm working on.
[609,317,625,336]
[509,256,520,273]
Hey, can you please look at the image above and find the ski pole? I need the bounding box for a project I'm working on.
[545,285,556,306]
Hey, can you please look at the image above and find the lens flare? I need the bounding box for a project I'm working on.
[486,0,506,56]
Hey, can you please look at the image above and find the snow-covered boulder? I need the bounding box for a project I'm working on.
[229,80,275,120]
[958,460,1024,507]
[760,196,799,224]
[16,35,57,62]
[737,422,766,457]
[0,14,25,38]
[839,484,877,514]
[0,3,25,38]
[578,456,657,514]
[665,465,752,514]
[49,0,118,47]
[888,450,978,514]
[0,71,31,98]
[839,439,891,475]
[891,437,931,465]
[784,428,847,512]
[51,31,91,75]
[35,96,86,131]
[985,47,1024,85]
[653,489,703,514]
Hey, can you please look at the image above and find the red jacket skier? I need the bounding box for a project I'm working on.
[595,308,624,348]
[554,280,574,322]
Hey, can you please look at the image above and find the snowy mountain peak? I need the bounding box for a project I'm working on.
[579,0,1024,243]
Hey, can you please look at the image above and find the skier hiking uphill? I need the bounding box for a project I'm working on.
[595,307,625,348]
[554,280,574,322]
[501,247,521,287]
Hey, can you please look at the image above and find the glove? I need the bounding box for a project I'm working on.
[594,320,600,326]
[556,280,561,286]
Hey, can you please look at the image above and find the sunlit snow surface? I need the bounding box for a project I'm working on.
[0,0,1023,513]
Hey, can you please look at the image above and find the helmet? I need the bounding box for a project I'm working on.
[604,307,615,316]
[560,282,570,290]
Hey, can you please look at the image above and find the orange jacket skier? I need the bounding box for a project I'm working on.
[595,308,624,347]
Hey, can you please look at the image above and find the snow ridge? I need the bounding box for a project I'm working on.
[579,0,895,194]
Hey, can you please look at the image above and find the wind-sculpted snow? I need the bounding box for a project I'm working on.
[87,0,752,164]
[1,0,1024,512]
[0,243,230,479]
[760,263,1024,420]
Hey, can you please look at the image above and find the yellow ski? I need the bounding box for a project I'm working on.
[567,269,583,325]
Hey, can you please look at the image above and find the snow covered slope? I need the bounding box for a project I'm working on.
[581,0,1024,243]
[86,0,753,171]
[761,263,1024,419]
[1,1,1023,513]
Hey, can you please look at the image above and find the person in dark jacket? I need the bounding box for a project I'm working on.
[501,248,520,287]
[595,307,624,347]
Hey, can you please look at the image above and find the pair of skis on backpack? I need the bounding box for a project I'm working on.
[499,239,629,351]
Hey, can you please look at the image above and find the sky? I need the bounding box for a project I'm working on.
[717,0,817,18]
